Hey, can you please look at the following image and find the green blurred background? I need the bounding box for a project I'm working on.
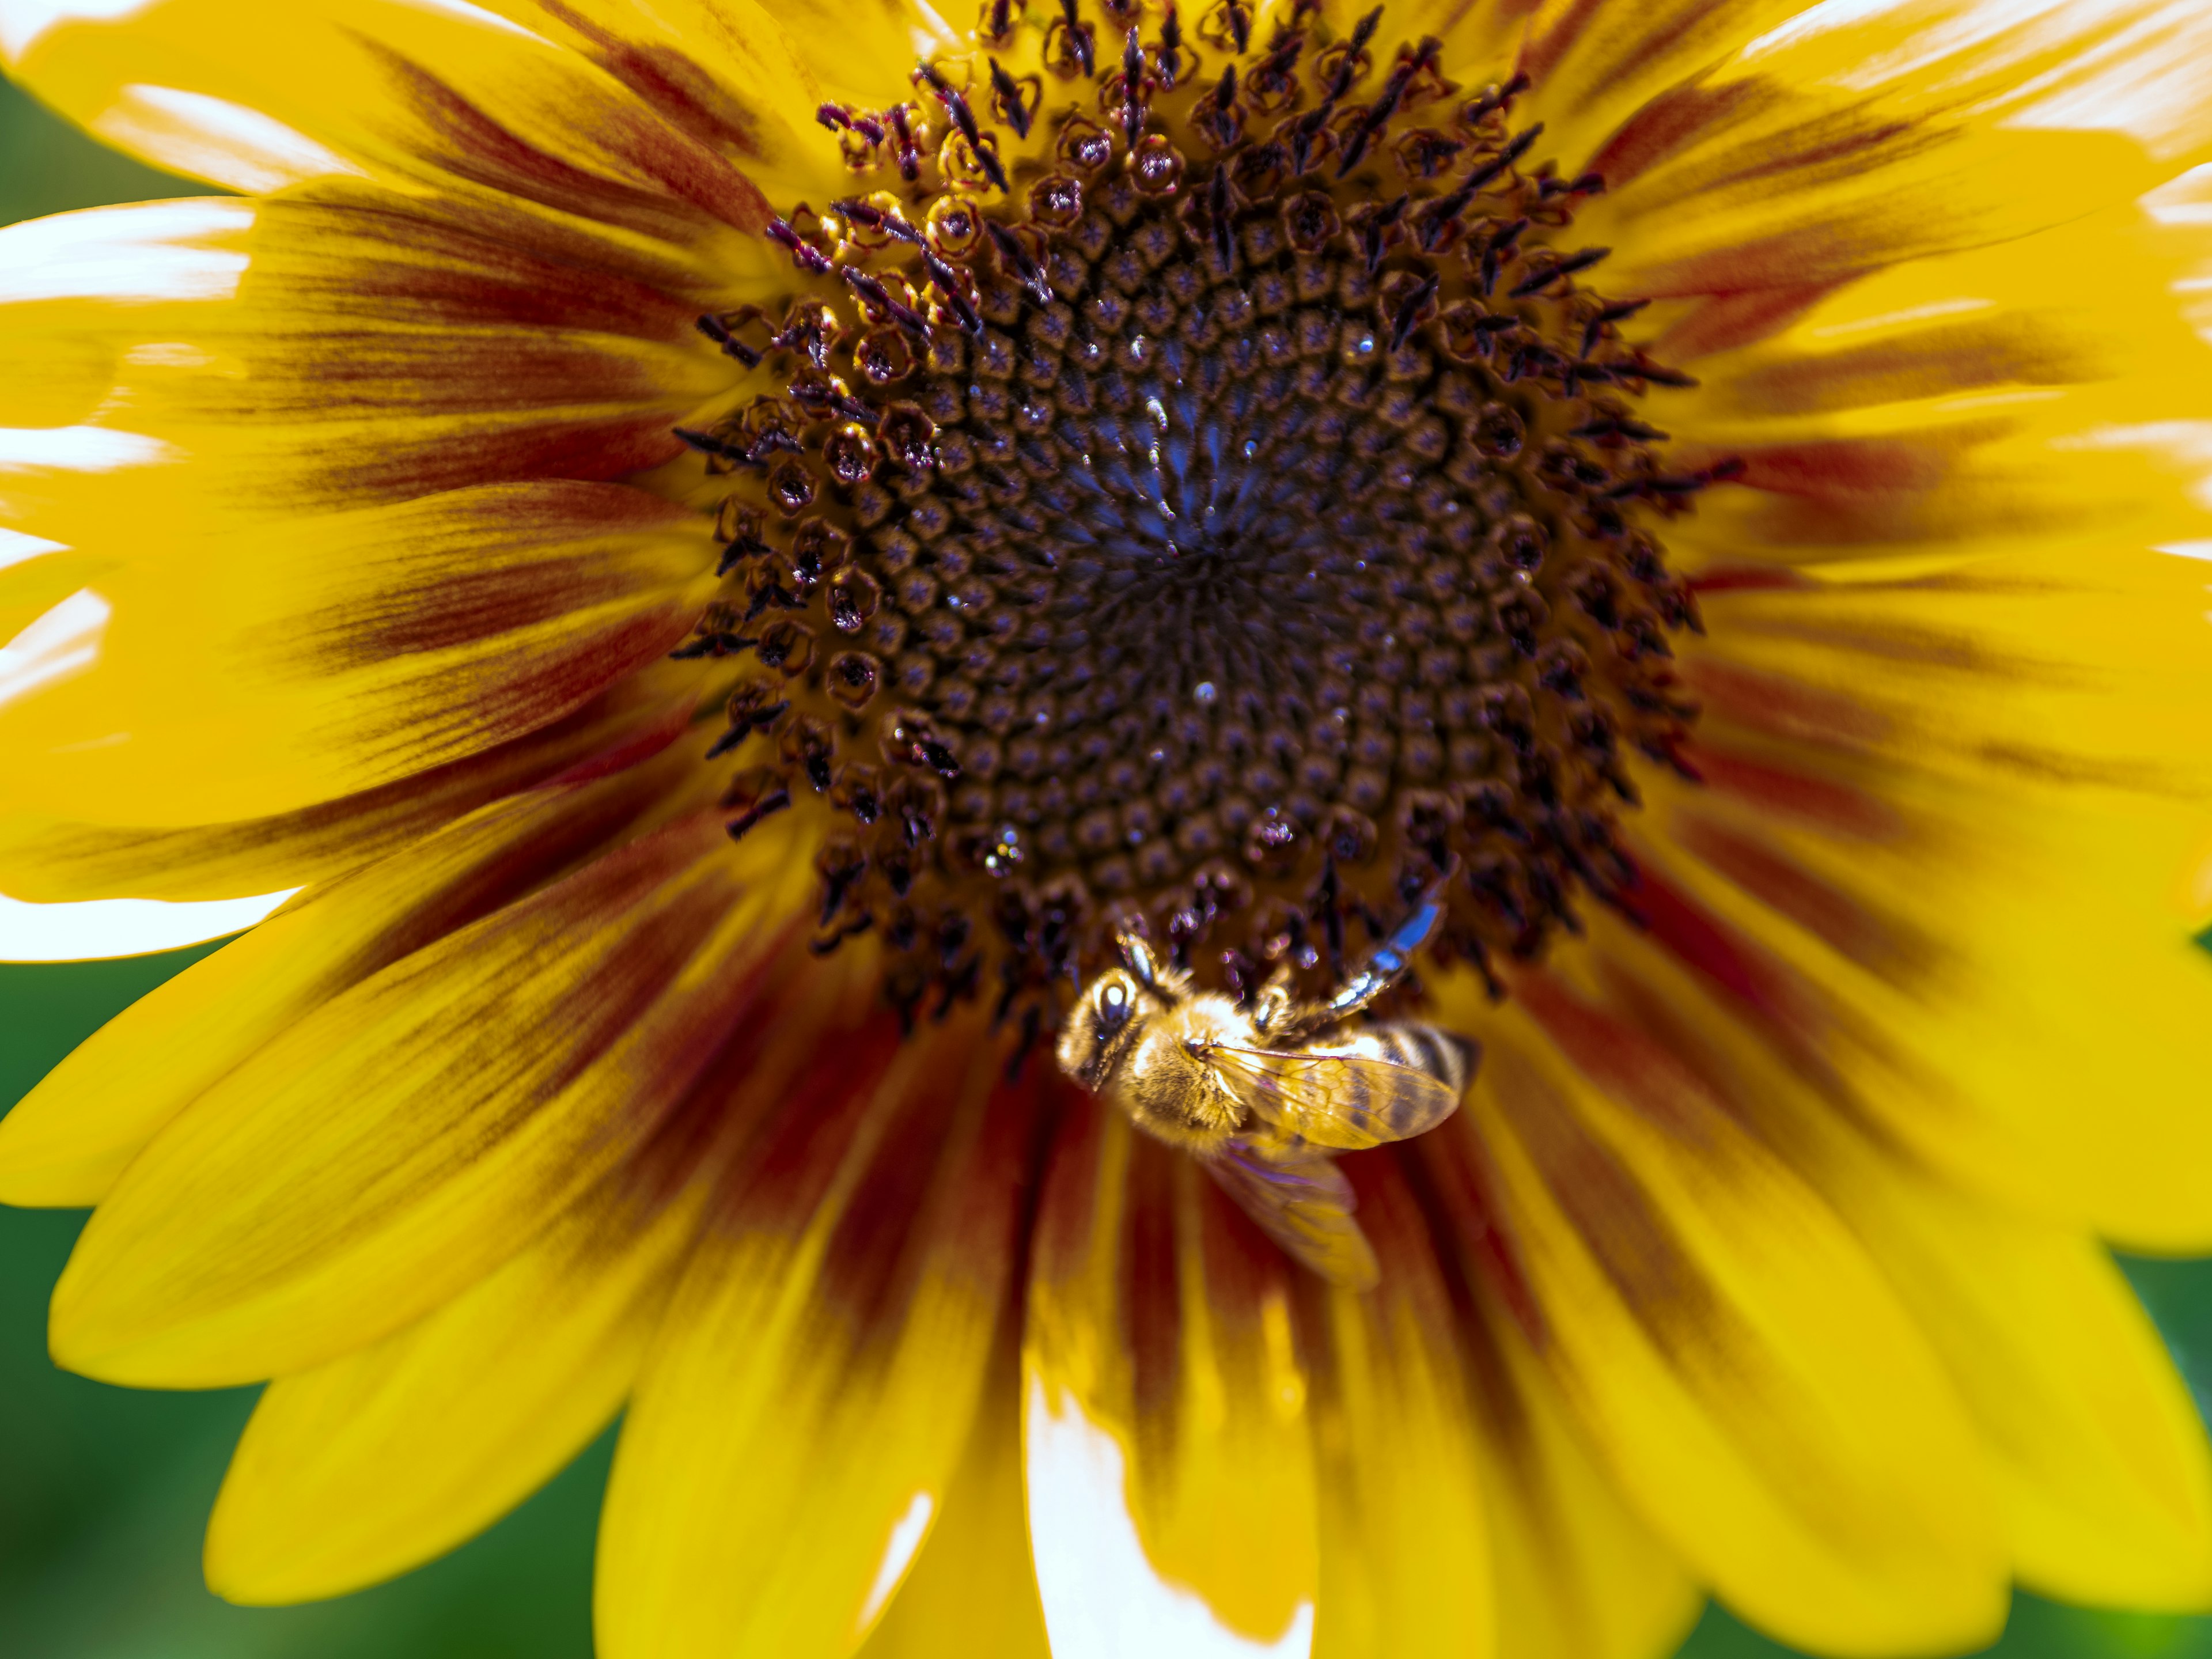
[6,65,2212,1659]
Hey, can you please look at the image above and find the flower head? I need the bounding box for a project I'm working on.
[5,0,2212,1655]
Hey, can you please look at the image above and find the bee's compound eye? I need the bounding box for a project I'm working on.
[1098,979,1133,1032]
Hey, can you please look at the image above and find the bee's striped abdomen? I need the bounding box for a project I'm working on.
[1324,1023,1478,1138]
[1368,1023,1475,1089]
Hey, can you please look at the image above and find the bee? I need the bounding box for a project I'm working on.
[1056,886,1476,1290]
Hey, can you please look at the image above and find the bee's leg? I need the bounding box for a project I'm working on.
[1116,929,1165,992]
[1313,888,1449,1025]
[1250,964,1301,1037]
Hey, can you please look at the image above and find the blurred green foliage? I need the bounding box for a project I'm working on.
[0,71,191,222]
[7,62,2212,1659]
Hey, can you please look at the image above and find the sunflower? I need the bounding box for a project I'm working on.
[5,0,2212,1653]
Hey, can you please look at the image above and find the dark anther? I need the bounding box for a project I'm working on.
[889,783,939,849]
[1389,271,1438,352]
[1508,244,1611,297]
[1460,122,1542,199]
[694,312,762,367]
[833,195,920,244]
[1537,169,1606,200]
[784,715,836,791]
[1225,0,1251,51]
[919,249,985,335]
[765,217,834,276]
[984,219,1052,306]
[1416,181,1477,248]
[672,427,762,472]
[1571,414,1668,443]
[816,839,869,923]
[935,910,972,972]
[1630,358,1698,388]
[739,574,802,623]
[1461,71,1529,124]
[1122,26,1147,150]
[1157,5,1184,85]
[1287,105,1331,177]
[982,0,1017,44]
[1005,1002,1044,1082]
[1209,165,1235,268]
[1582,296,1650,355]
[878,403,938,471]
[1061,0,1096,73]
[670,627,755,661]
[842,268,934,340]
[1249,31,1305,95]
[1313,855,1347,978]
[933,953,982,1021]
[726,786,791,842]
[1321,5,1385,105]
[816,103,851,131]
[988,58,1034,138]
[1361,192,1409,274]
[1479,215,1529,294]
[789,375,880,427]
[831,762,882,824]
[888,967,925,1035]
[707,684,788,757]
[828,649,881,710]
[1335,37,1434,176]
[809,912,876,956]
[887,105,923,181]
[918,63,1010,194]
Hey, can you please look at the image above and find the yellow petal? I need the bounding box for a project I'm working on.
[596,1010,1037,1659]
[1523,904,2212,1615]
[48,806,811,1387]
[1309,1153,1493,1659]
[1658,194,2212,566]
[472,0,863,204]
[1467,1312,1702,1659]
[1516,0,1808,172]
[1569,0,2191,297]
[1653,547,2212,1247]
[0,480,717,825]
[204,1158,702,1604]
[1024,1094,1317,1649]
[0,185,741,566]
[1446,980,2008,1657]
[1832,1151,2212,1611]
[0,657,701,903]
[857,1352,1051,1659]
[5,0,780,262]
[0,755,694,1207]
[1406,1116,1702,1659]
[0,198,255,431]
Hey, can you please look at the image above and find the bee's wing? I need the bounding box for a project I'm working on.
[1205,1135,1379,1291]
[1204,1042,1461,1151]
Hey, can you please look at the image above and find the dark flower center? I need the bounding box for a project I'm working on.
[674,0,1719,1042]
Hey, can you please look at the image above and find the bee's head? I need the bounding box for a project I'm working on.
[1055,968,1152,1090]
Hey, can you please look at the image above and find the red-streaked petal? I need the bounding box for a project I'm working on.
[596,1007,1044,1659]
[47,806,812,1387]
[0,752,702,1206]
[1025,1093,1319,1650]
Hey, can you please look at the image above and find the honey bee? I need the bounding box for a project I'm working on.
[1056,887,1476,1290]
